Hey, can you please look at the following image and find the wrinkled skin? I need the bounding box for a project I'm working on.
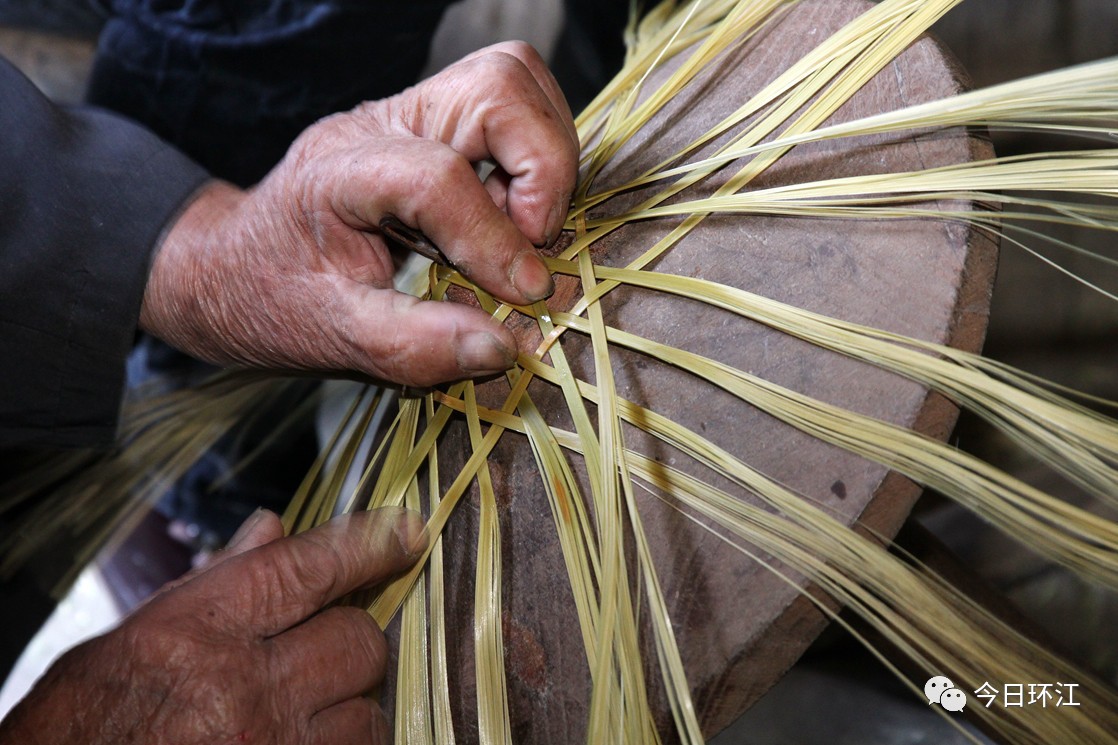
[0,41,576,744]
[0,509,426,745]
[139,41,579,387]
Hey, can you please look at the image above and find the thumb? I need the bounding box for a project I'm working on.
[208,508,427,636]
[224,508,285,555]
[144,509,285,604]
[342,286,518,386]
[192,509,286,576]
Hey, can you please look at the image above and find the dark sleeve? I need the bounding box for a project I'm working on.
[0,57,211,449]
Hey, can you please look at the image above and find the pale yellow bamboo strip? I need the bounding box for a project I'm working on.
[423,396,457,745]
[579,249,703,744]
[577,0,784,141]
[579,0,796,199]
[633,462,1118,745]
[550,313,1118,586]
[512,372,606,674]
[368,371,537,625]
[577,251,663,745]
[369,420,502,626]
[606,152,1118,227]
[575,0,963,219]
[625,58,1118,188]
[554,261,1118,499]
[463,383,513,745]
[528,301,644,739]
[363,397,424,511]
[1,375,297,586]
[545,0,974,374]
[397,470,435,744]
[281,386,365,532]
[302,388,386,533]
[522,298,643,739]
[425,380,1118,743]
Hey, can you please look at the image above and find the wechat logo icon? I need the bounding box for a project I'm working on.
[926,676,967,712]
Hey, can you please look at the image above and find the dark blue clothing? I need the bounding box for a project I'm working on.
[87,1,455,185]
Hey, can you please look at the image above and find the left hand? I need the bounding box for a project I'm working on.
[0,509,425,745]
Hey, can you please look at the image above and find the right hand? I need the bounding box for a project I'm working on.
[140,42,579,387]
[0,508,426,744]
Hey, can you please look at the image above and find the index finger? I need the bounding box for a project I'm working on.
[452,41,578,145]
[407,46,579,247]
[181,508,427,637]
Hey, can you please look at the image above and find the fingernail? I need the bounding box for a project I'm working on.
[394,509,428,560]
[457,330,516,374]
[226,508,266,550]
[510,249,555,302]
[543,198,568,246]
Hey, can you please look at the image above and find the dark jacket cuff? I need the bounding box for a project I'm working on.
[0,57,210,448]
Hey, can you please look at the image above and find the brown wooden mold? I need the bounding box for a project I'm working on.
[385,1,998,741]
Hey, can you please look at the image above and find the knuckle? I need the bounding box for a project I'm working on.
[473,49,533,90]
[305,109,363,144]
[121,605,207,662]
[249,539,345,619]
[485,43,540,74]
[428,147,477,190]
[495,39,542,63]
[194,665,270,737]
[394,145,474,213]
[287,117,343,169]
[348,95,399,135]
[363,294,424,382]
[334,607,387,671]
[347,99,383,125]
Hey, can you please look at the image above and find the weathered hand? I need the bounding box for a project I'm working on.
[0,508,426,745]
[140,42,578,386]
